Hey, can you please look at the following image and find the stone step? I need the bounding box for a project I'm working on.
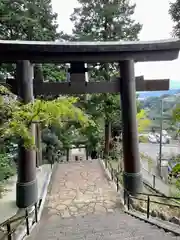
[27,211,179,239]
[27,159,179,239]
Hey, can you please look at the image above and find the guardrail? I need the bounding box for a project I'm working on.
[0,199,41,240]
[141,167,158,188]
[105,159,120,192]
[123,190,180,219]
[105,155,171,196]
[141,167,170,193]
[102,158,180,221]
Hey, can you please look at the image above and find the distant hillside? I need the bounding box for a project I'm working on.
[137,89,180,99]
[139,91,178,131]
[137,80,180,99]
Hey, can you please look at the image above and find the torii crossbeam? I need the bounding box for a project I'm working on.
[0,39,179,209]
[6,76,169,95]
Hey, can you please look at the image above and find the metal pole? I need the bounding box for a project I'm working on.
[153,175,156,188]
[147,195,150,219]
[159,99,163,177]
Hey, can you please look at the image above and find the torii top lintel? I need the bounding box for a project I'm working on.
[0,39,180,63]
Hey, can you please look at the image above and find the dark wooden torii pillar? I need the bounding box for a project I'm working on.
[120,60,142,193]
[16,61,38,208]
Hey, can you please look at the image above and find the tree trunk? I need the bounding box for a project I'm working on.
[104,120,111,158]
[36,124,42,167]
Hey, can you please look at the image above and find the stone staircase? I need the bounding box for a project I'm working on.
[28,210,179,239]
[26,159,180,239]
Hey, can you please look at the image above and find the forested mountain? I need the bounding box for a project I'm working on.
[140,93,180,132]
[138,89,180,99]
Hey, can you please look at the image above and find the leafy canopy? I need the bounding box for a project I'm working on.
[137,109,151,133]
[70,0,142,41]
[0,0,58,40]
[169,0,180,38]
[172,103,180,124]
[0,86,93,148]
[0,0,63,80]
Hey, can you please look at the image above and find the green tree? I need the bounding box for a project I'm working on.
[169,0,180,141]
[81,93,121,154]
[0,0,58,40]
[42,64,67,82]
[169,0,180,37]
[0,0,63,80]
[70,0,141,41]
[137,109,151,133]
[41,128,62,163]
[0,86,92,148]
[172,103,180,122]
[0,153,16,181]
[64,0,142,157]
[0,0,68,165]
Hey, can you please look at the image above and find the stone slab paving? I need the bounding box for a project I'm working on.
[27,160,179,240]
[44,160,121,219]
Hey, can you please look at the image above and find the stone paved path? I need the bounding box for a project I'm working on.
[27,160,179,240]
[44,160,121,219]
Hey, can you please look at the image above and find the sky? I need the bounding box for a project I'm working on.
[51,0,180,88]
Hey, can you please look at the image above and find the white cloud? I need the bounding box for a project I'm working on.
[52,0,180,83]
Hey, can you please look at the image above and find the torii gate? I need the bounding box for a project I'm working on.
[0,39,179,209]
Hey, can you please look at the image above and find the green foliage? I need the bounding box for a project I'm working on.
[175,180,180,192]
[70,0,142,41]
[140,94,178,133]
[139,135,148,143]
[169,0,180,37]
[42,128,62,148]
[0,0,59,41]
[82,93,121,123]
[80,94,121,153]
[172,154,180,164]
[81,121,104,152]
[172,163,180,174]
[0,0,94,163]
[0,153,16,182]
[171,163,180,191]
[41,128,62,163]
[42,64,67,82]
[173,103,180,122]
[0,86,92,148]
[137,109,151,133]
[109,141,123,161]
[171,103,180,137]
[0,0,61,78]
[136,97,142,113]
